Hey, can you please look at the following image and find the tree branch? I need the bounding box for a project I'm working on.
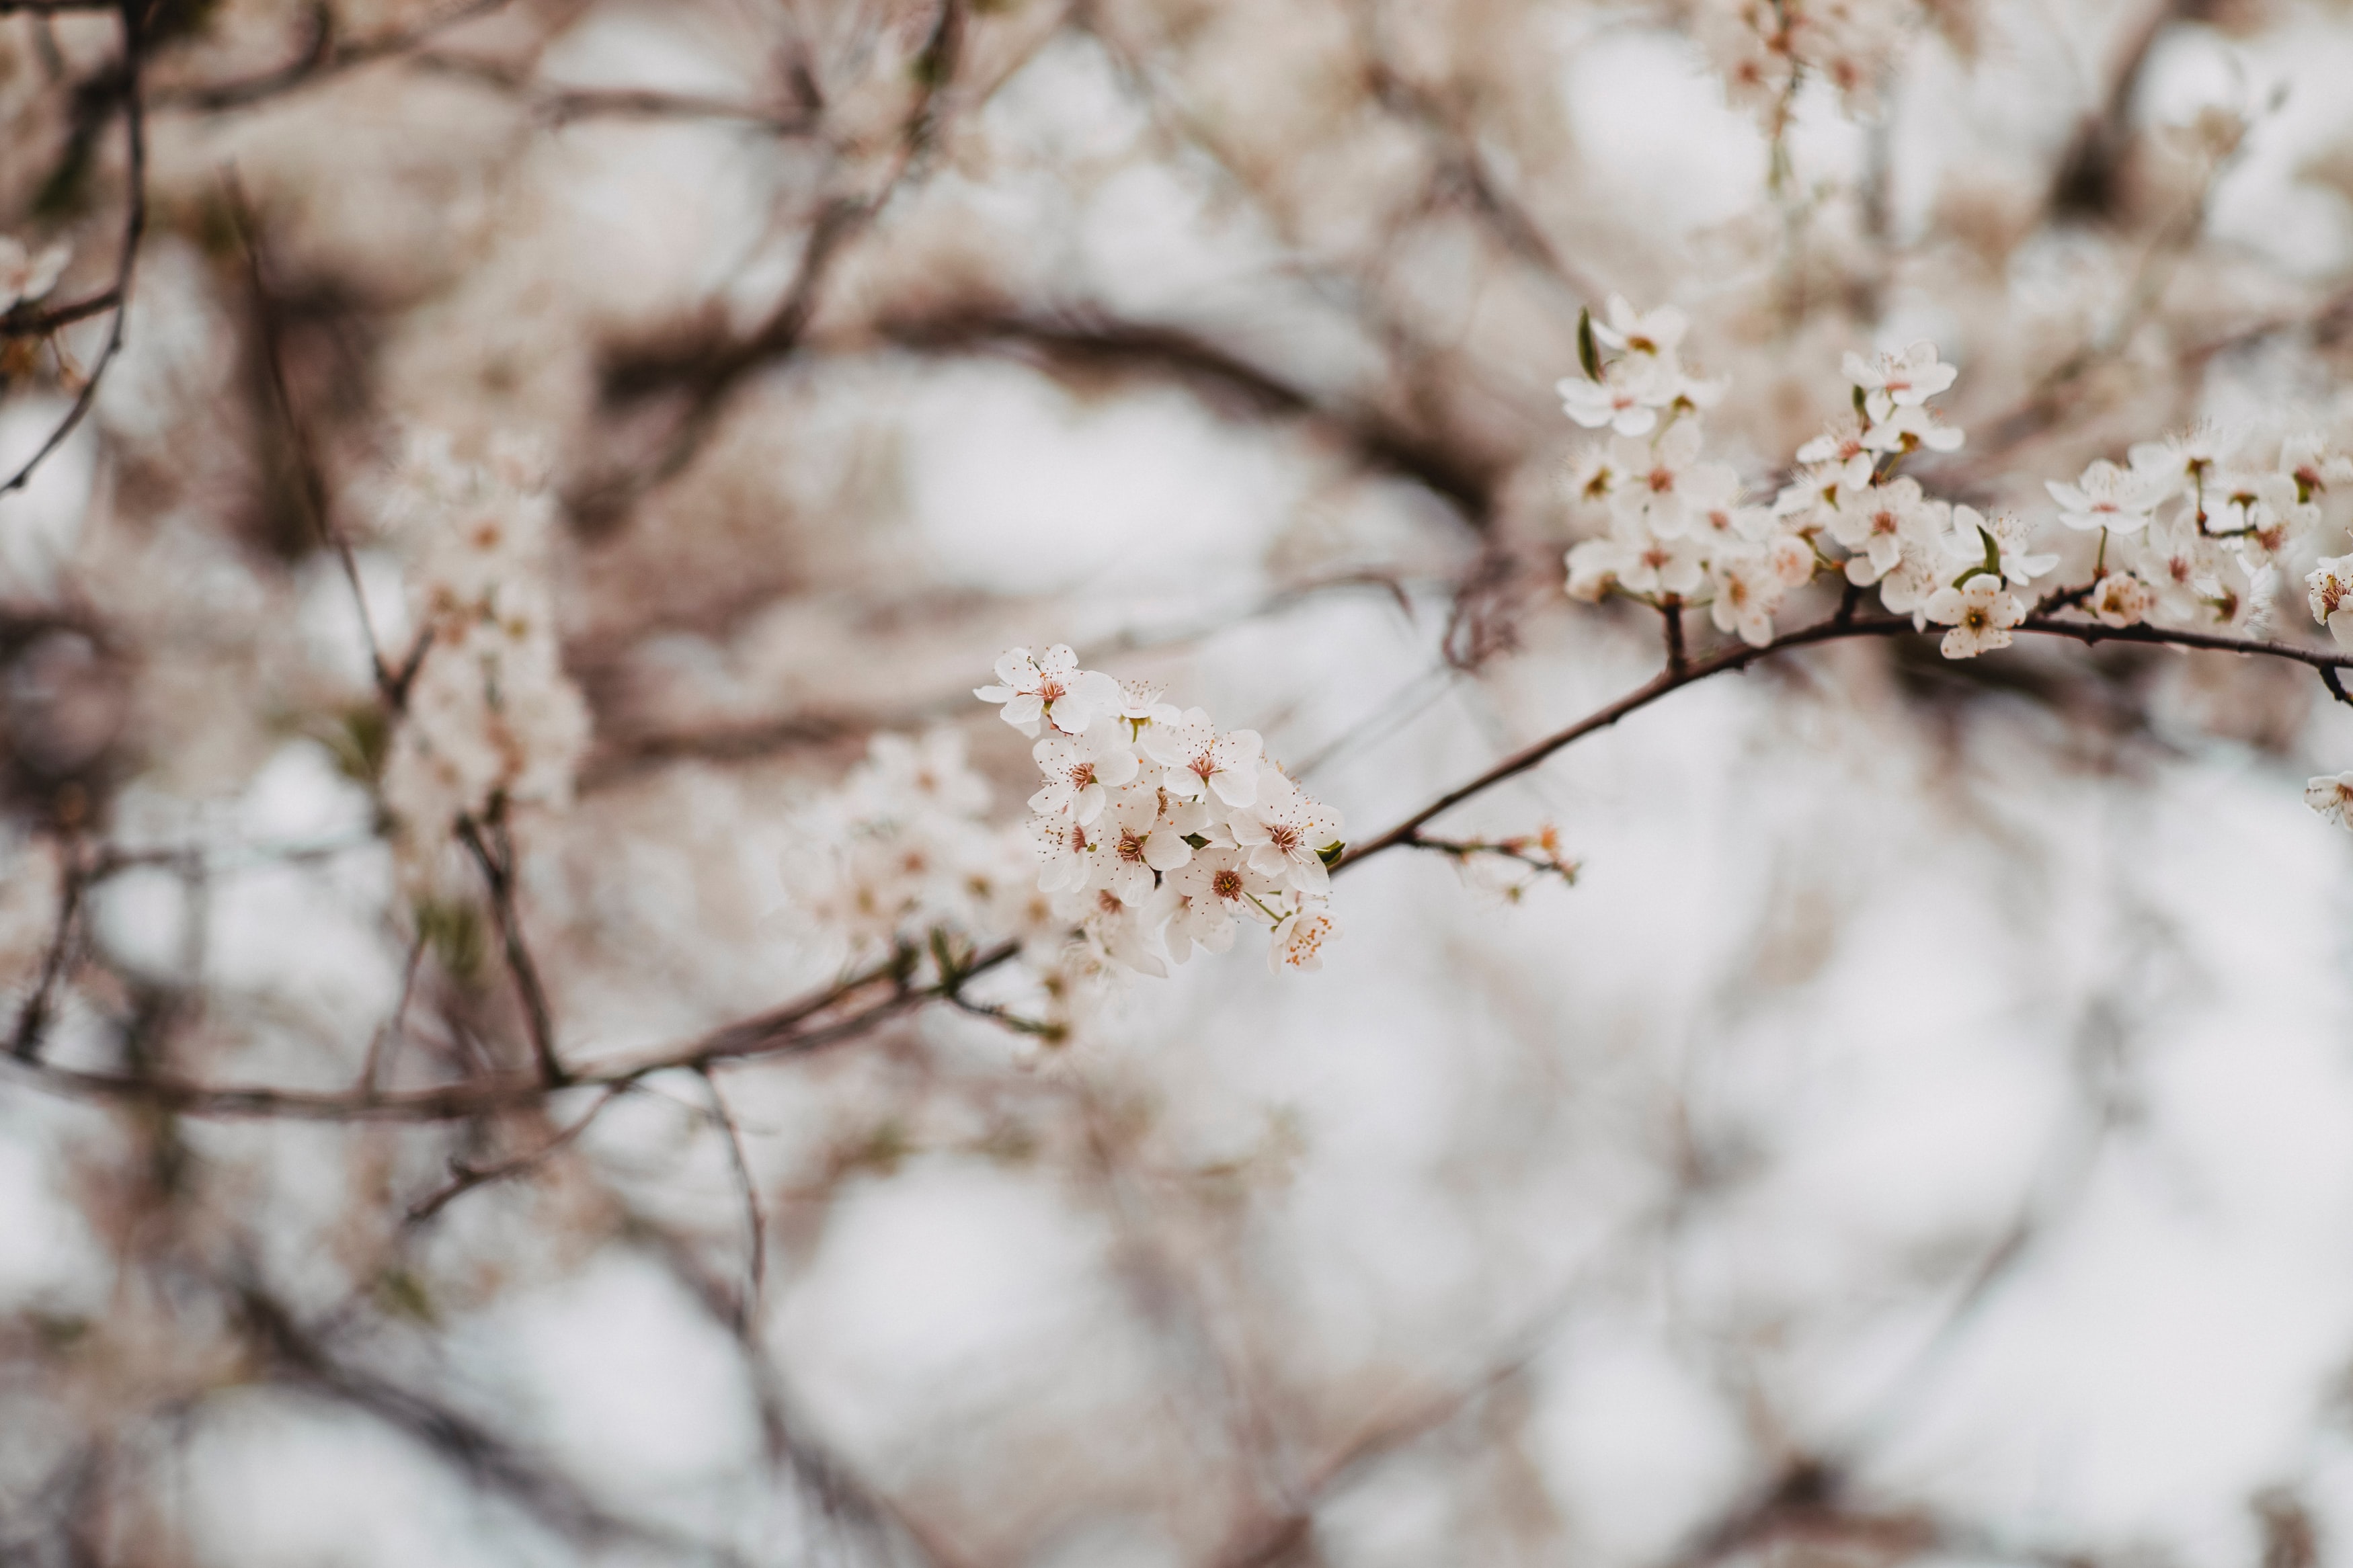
[0,1,144,501]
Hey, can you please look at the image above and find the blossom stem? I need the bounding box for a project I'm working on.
[1335,610,2353,874]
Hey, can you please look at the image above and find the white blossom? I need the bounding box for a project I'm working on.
[2305,772,2353,831]
[1144,708,1264,807]
[0,235,68,313]
[2046,460,2162,534]
[2088,573,2154,628]
[1924,575,2025,659]
[976,645,1121,738]
[1843,341,1958,423]
[1030,727,1140,825]
[2305,554,2353,649]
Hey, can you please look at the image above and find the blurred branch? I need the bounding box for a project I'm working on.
[225,174,405,704]
[0,0,144,501]
[149,0,512,112]
[454,809,567,1087]
[401,1084,625,1223]
[5,835,87,1063]
[229,1273,748,1562]
[1339,610,2353,872]
[873,306,1501,527]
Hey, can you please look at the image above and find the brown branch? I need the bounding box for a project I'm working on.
[3,944,1017,1120]
[0,1,144,501]
[454,811,567,1087]
[224,173,399,702]
[699,1069,766,1331]
[7,837,86,1062]
[1336,608,2353,873]
[0,286,120,337]
[403,1085,625,1223]
[872,306,1501,527]
[227,1274,739,1559]
[149,0,512,113]
[15,604,2353,1122]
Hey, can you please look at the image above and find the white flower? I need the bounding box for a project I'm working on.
[2046,459,2161,534]
[1709,550,1783,647]
[2210,470,2311,565]
[1591,294,1689,360]
[1143,708,1263,807]
[1074,884,1169,978]
[1029,727,1140,825]
[1227,766,1345,894]
[1030,812,1101,893]
[1559,358,1665,437]
[1923,575,2024,659]
[1950,505,2059,586]
[2126,426,2223,496]
[2305,554,2353,649]
[1115,678,1182,729]
[1774,450,1876,533]
[861,729,992,819]
[1566,535,1634,602]
[975,645,1121,738]
[2305,772,2353,831]
[1268,903,1339,975]
[2135,513,2224,624]
[1763,530,1817,588]
[1862,402,1964,455]
[1609,423,1742,540]
[1875,553,1944,623]
[1562,442,1626,509]
[1796,413,1870,468]
[1099,780,1195,902]
[1842,341,1958,422]
[0,236,69,313]
[1830,476,1943,583]
[2087,572,2153,628]
[1580,517,1708,601]
[1166,845,1281,925]
[2278,433,2353,500]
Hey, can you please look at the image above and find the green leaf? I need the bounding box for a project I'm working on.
[1577,308,1601,380]
[1316,841,1347,868]
[1851,383,1868,417]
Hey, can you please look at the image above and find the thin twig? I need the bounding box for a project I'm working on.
[223,172,397,702]
[699,1069,767,1333]
[0,1,144,500]
[1337,608,2353,871]
[7,838,85,1062]
[455,811,567,1087]
[403,1087,624,1223]
[17,606,2353,1121]
[150,0,512,112]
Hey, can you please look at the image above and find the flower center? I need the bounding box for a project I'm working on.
[1211,868,1242,900]
[1068,762,1095,786]
[1119,831,1146,863]
[1268,825,1301,854]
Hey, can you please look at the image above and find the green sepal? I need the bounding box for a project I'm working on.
[1577,308,1601,380]
[1316,841,1347,868]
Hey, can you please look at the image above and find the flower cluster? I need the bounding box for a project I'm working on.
[781,729,1049,966]
[1564,305,2045,655]
[2035,429,2343,638]
[1697,0,1919,118]
[978,645,1346,976]
[376,435,591,883]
